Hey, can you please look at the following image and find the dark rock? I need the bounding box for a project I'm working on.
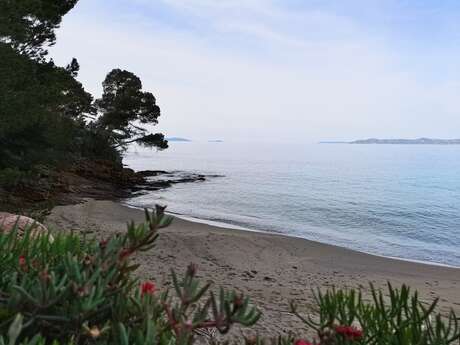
[0,159,222,215]
[137,170,168,177]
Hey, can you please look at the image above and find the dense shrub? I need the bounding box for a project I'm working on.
[0,169,32,189]
[0,208,459,345]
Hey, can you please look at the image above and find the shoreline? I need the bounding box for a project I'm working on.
[46,199,460,336]
[170,213,460,269]
[124,202,460,269]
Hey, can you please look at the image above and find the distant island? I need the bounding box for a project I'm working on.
[166,137,192,142]
[320,138,460,145]
[351,138,460,145]
[208,140,224,143]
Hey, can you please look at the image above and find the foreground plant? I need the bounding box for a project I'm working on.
[0,206,260,345]
[290,283,460,345]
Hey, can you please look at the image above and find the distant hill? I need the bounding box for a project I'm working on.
[166,137,192,142]
[208,140,224,143]
[350,138,460,145]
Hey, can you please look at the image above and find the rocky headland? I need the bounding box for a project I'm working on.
[0,159,215,217]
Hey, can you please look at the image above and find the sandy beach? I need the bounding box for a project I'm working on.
[46,199,460,337]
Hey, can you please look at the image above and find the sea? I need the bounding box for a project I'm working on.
[124,141,460,267]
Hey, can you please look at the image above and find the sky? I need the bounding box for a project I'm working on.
[50,0,460,143]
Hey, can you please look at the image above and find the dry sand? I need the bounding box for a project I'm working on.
[46,199,460,337]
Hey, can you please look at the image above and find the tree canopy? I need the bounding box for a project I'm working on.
[0,0,168,176]
[0,0,78,59]
[0,43,93,169]
[95,69,168,150]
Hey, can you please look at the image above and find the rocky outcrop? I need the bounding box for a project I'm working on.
[0,160,142,212]
[0,159,222,214]
[130,171,212,193]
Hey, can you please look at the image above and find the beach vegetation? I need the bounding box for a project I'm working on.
[291,284,460,345]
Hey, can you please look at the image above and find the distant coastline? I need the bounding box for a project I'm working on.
[166,137,192,142]
[320,138,460,145]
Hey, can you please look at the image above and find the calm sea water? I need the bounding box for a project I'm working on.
[124,142,460,267]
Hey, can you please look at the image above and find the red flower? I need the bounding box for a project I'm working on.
[295,339,313,345]
[335,325,363,340]
[119,249,132,260]
[18,255,26,266]
[140,281,156,296]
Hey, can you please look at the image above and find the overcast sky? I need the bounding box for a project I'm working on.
[50,0,460,143]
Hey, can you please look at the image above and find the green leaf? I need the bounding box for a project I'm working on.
[7,314,23,345]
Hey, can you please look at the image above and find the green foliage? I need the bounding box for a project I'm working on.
[0,169,31,189]
[95,69,168,151]
[0,43,94,171]
[0,207,260,345]
[0,0,78,59]
[291,283,460,345]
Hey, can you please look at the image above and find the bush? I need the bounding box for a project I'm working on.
[290,284,460,345]
[0,208,458,345]
[0,168,32,189]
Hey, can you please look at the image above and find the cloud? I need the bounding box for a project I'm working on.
[49,0,460,142]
